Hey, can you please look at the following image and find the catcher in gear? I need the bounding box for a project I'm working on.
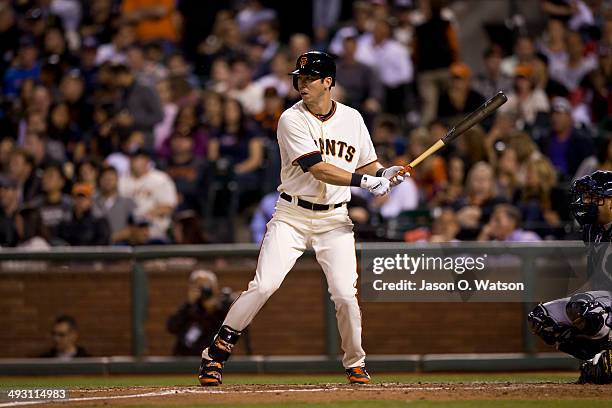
[528,170,612,384]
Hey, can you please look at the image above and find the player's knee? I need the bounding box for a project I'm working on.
[254,280,282,298]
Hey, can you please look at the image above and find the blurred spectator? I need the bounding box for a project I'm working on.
[121,0,179,47]
[437,62,486,124]
[0,175,20,246]
[208,98,265,195]
[538,96,593,180]
[115,214,165,245]
[499,64,550,128]
[161,132,206,212]
[172,209,207,244]
[28,161,72,243]
[254,87,285,140]
[250,191,279,243]
[356,19,413,116]
[473,46,513,98]
[0,4,20,80]
[550,30,597,91]
[407,125,447,200]
[159,105,208,159]
[531,52,569,99]
[429,208,461,242]
[3,38,40,99]
[501,35,537,77]
[477,204,542,242]
[95,24,135,66]
[453,162,507,238]
[335,35,383,114]
[413,0,460,124]
[582,44,612,124]
[329,1,373,56]
[8,148,41,203]
[236,0,277,37]
[39,315,91,358]
[94,165,135,243]
[111,63,163,150]
[119,148,178,242]
[312,0,342,48]
[539,19,568,77]
[167,52,200,89]
[167,269,237,356]
[56,182,110,246]
[515,156,567,236]
[227,57,264,115]
[255,51,293,98]
[432,155,465,207]
[153,79,179,152]
[76,159,100,188]
[126,45,168,87]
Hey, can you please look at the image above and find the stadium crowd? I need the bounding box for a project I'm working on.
[0,0,610,246]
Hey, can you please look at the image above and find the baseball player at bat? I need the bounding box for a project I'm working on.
[198,51,408,386]
[528,171,612,384]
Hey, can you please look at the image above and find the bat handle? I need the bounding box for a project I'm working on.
[396,165,414,178]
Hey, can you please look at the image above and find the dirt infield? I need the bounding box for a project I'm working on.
[4,382,610,407]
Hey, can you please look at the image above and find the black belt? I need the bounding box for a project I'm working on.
[280,192,344,211]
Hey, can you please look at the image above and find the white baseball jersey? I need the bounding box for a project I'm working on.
[276,100,377,204]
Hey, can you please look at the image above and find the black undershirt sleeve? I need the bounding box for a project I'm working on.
[296,152,323,172]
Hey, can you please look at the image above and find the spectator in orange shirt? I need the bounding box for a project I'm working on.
[121,0,179,47]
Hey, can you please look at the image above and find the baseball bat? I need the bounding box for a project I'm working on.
[398,91,508,176]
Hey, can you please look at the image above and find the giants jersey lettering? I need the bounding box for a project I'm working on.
[276,100,377,204]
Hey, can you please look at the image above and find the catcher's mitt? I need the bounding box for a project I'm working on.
[577,350,612,384]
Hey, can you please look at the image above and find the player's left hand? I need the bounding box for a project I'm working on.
[381,166,406,187]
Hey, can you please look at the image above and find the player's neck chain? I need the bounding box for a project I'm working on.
[308,101,336,122]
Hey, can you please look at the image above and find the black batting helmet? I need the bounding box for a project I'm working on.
[289,51,336,91]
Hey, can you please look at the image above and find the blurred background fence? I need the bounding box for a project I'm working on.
[0,242,588,374]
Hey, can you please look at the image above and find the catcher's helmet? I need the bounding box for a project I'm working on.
[289,51,336,91]
[566,293,610,338]
[570,170,612,226]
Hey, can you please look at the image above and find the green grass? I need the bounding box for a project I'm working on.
[0,372,579,388]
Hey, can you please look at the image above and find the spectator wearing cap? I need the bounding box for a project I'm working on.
[78,36,100,92]
[56,182,110,246]
[436,62,486,124]
[111,63,164,151]
[3,37,40,99]
[355,18,413,116]
[0,175,20,246]
[119,148,178,242]
[94,165,136,243]
[477,204,542,242]
[499,64,550,128]
[335,33,383,115]
[473,46,513,99]
[27,162,73,243]
[538,96,594,180]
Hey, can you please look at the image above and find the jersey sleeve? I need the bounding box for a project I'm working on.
[355,114,378,169]
[277,112,320,165]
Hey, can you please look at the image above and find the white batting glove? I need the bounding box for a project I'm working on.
[380,166,406,187]
[360,175,391,196]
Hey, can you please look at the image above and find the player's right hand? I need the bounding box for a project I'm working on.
[360,175,391,196]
